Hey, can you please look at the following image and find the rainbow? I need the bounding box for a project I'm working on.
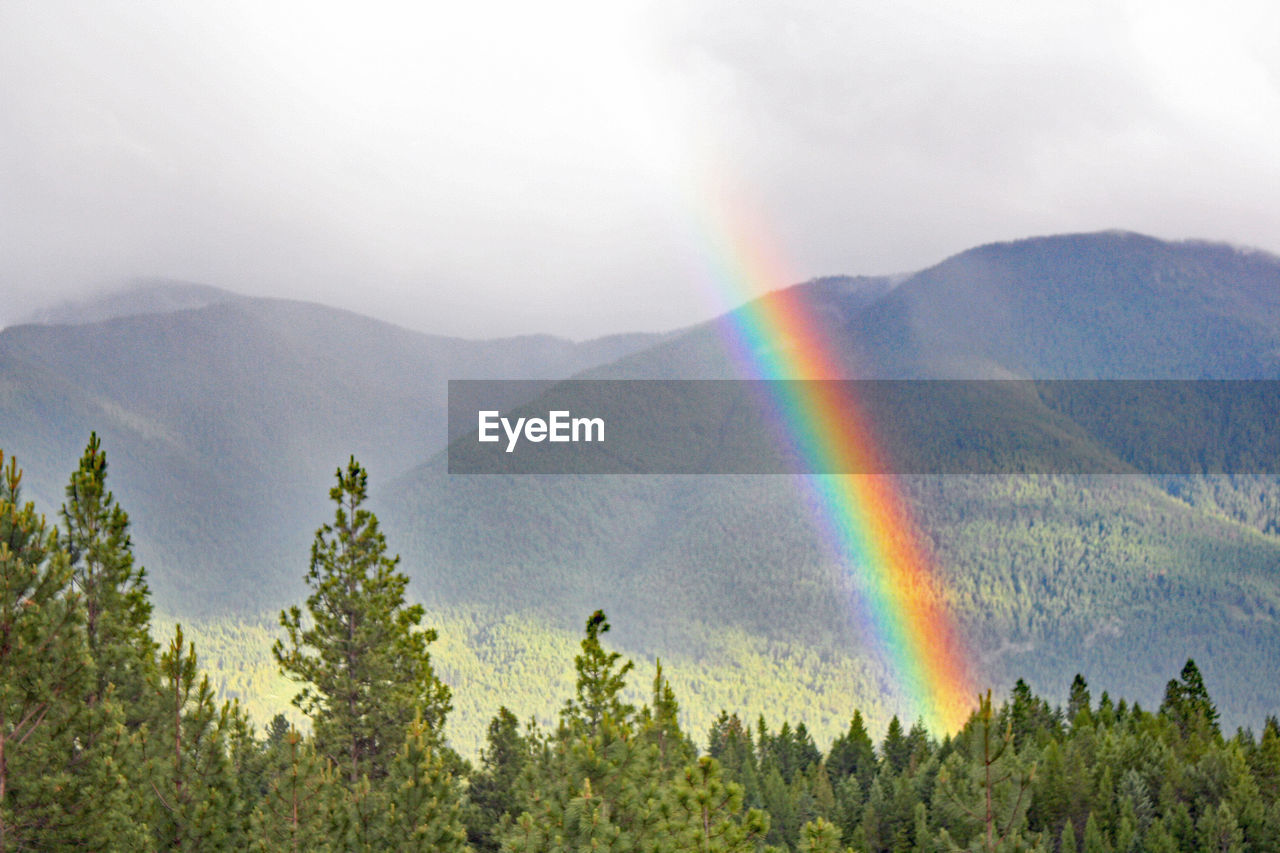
[697,186,975,732]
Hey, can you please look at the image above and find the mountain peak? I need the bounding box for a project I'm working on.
[17,279,244,327]
[847,230,1280,379]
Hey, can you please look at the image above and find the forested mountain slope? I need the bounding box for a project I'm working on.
[383,232,1280,734]
[5,232,1280,748]
[0,295,664,610]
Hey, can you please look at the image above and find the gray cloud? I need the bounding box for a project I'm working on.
[2,0,1278,338]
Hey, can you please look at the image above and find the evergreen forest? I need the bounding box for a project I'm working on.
[4,437,1280,852]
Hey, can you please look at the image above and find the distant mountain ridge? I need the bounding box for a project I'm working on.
[0,290,669,610]
[15,279,245,327]
[849,231,1280,378]
[5,231,1280,740]
[381,231,1280,729]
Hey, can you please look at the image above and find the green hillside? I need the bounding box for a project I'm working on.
[0,296,664,611]
[5,232,1280,751]
[382,232,1280,736]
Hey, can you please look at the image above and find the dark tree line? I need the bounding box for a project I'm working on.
[3,437,1279,851]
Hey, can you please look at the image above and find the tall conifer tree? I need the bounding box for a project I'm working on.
[59,432,156,720]
[562,609,633,735]
[274,457,451,786]
[56,435,155,848]
[251,728,340,853]
[379,715,471,851]
[141,625,245,850]
[505,611,667,852]
[468,707,529,851]
[0,452,90,848]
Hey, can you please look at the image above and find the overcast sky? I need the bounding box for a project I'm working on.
[2,0,1278,339]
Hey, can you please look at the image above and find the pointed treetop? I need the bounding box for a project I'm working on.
[563,609,635,734]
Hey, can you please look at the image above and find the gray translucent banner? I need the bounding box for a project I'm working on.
[446,380,1280,475]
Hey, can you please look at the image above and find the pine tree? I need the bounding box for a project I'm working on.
[1115,768,1152,837]
[0,451,91,848]
[274,457,451,786]
[759,763,795,847]
[641,660,696,773]
[656,756,769,852]
[912,802,932,853]
[468,707,529,851]
[1197,800,1244,853]
[505,713,662,852]
[794,724,824,778]
[936,691,1034,852]
[1067,676,1092,727]
[1160,659,1220,742]
[380,715,471,851]
[1113,803,1136,853]
[1030,734,1092,846]
[251,727,339,853]
[1004,679,1059,750]
[331,768,387,850]
[1254,717,1280,800]
[562,609,634,735]
[828,710,878,795]
[503,612,665,852]
[905,719,934,770]
[811,761,838,816]
[883,716,912,775]
[58,433,156,722]
[1059,818,1077,853]
[56,434,156,849]
[833,776,866,847]
[706,712,761,809]
[1140,818,1178,853]
[141,625,245,850]
[797,816,843,853]
[859,774,889,850]
[1082,812,1109,853]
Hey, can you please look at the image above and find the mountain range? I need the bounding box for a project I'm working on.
[4,231,1279,752]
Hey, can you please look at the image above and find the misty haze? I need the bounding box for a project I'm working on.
[3,2,1280,851]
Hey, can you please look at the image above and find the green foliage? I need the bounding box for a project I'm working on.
[56,434,156,849]
[381,715,471,851]
[563,610,634,735]
[1159,659,1221,743]
[250,727,339,852]
[1002,679,1060,751]
[503,715,663,851]
[467,706,529,851]
[797,815,844,852]
[707,711,762,809]
[141,625,244,850]
[176,606,911,760]
[656,756,770,852]
[0,451,92,849]
[641,660,697,773]
[1059,818,1077,853]
[935,692,1033,852]
[59,432,156,719]
[883,717,912,777]
[8,436,1280,852]
[829,710,879,811]
[503,613,665,852]
[309,609,1280,853]
[274,456,452,785]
